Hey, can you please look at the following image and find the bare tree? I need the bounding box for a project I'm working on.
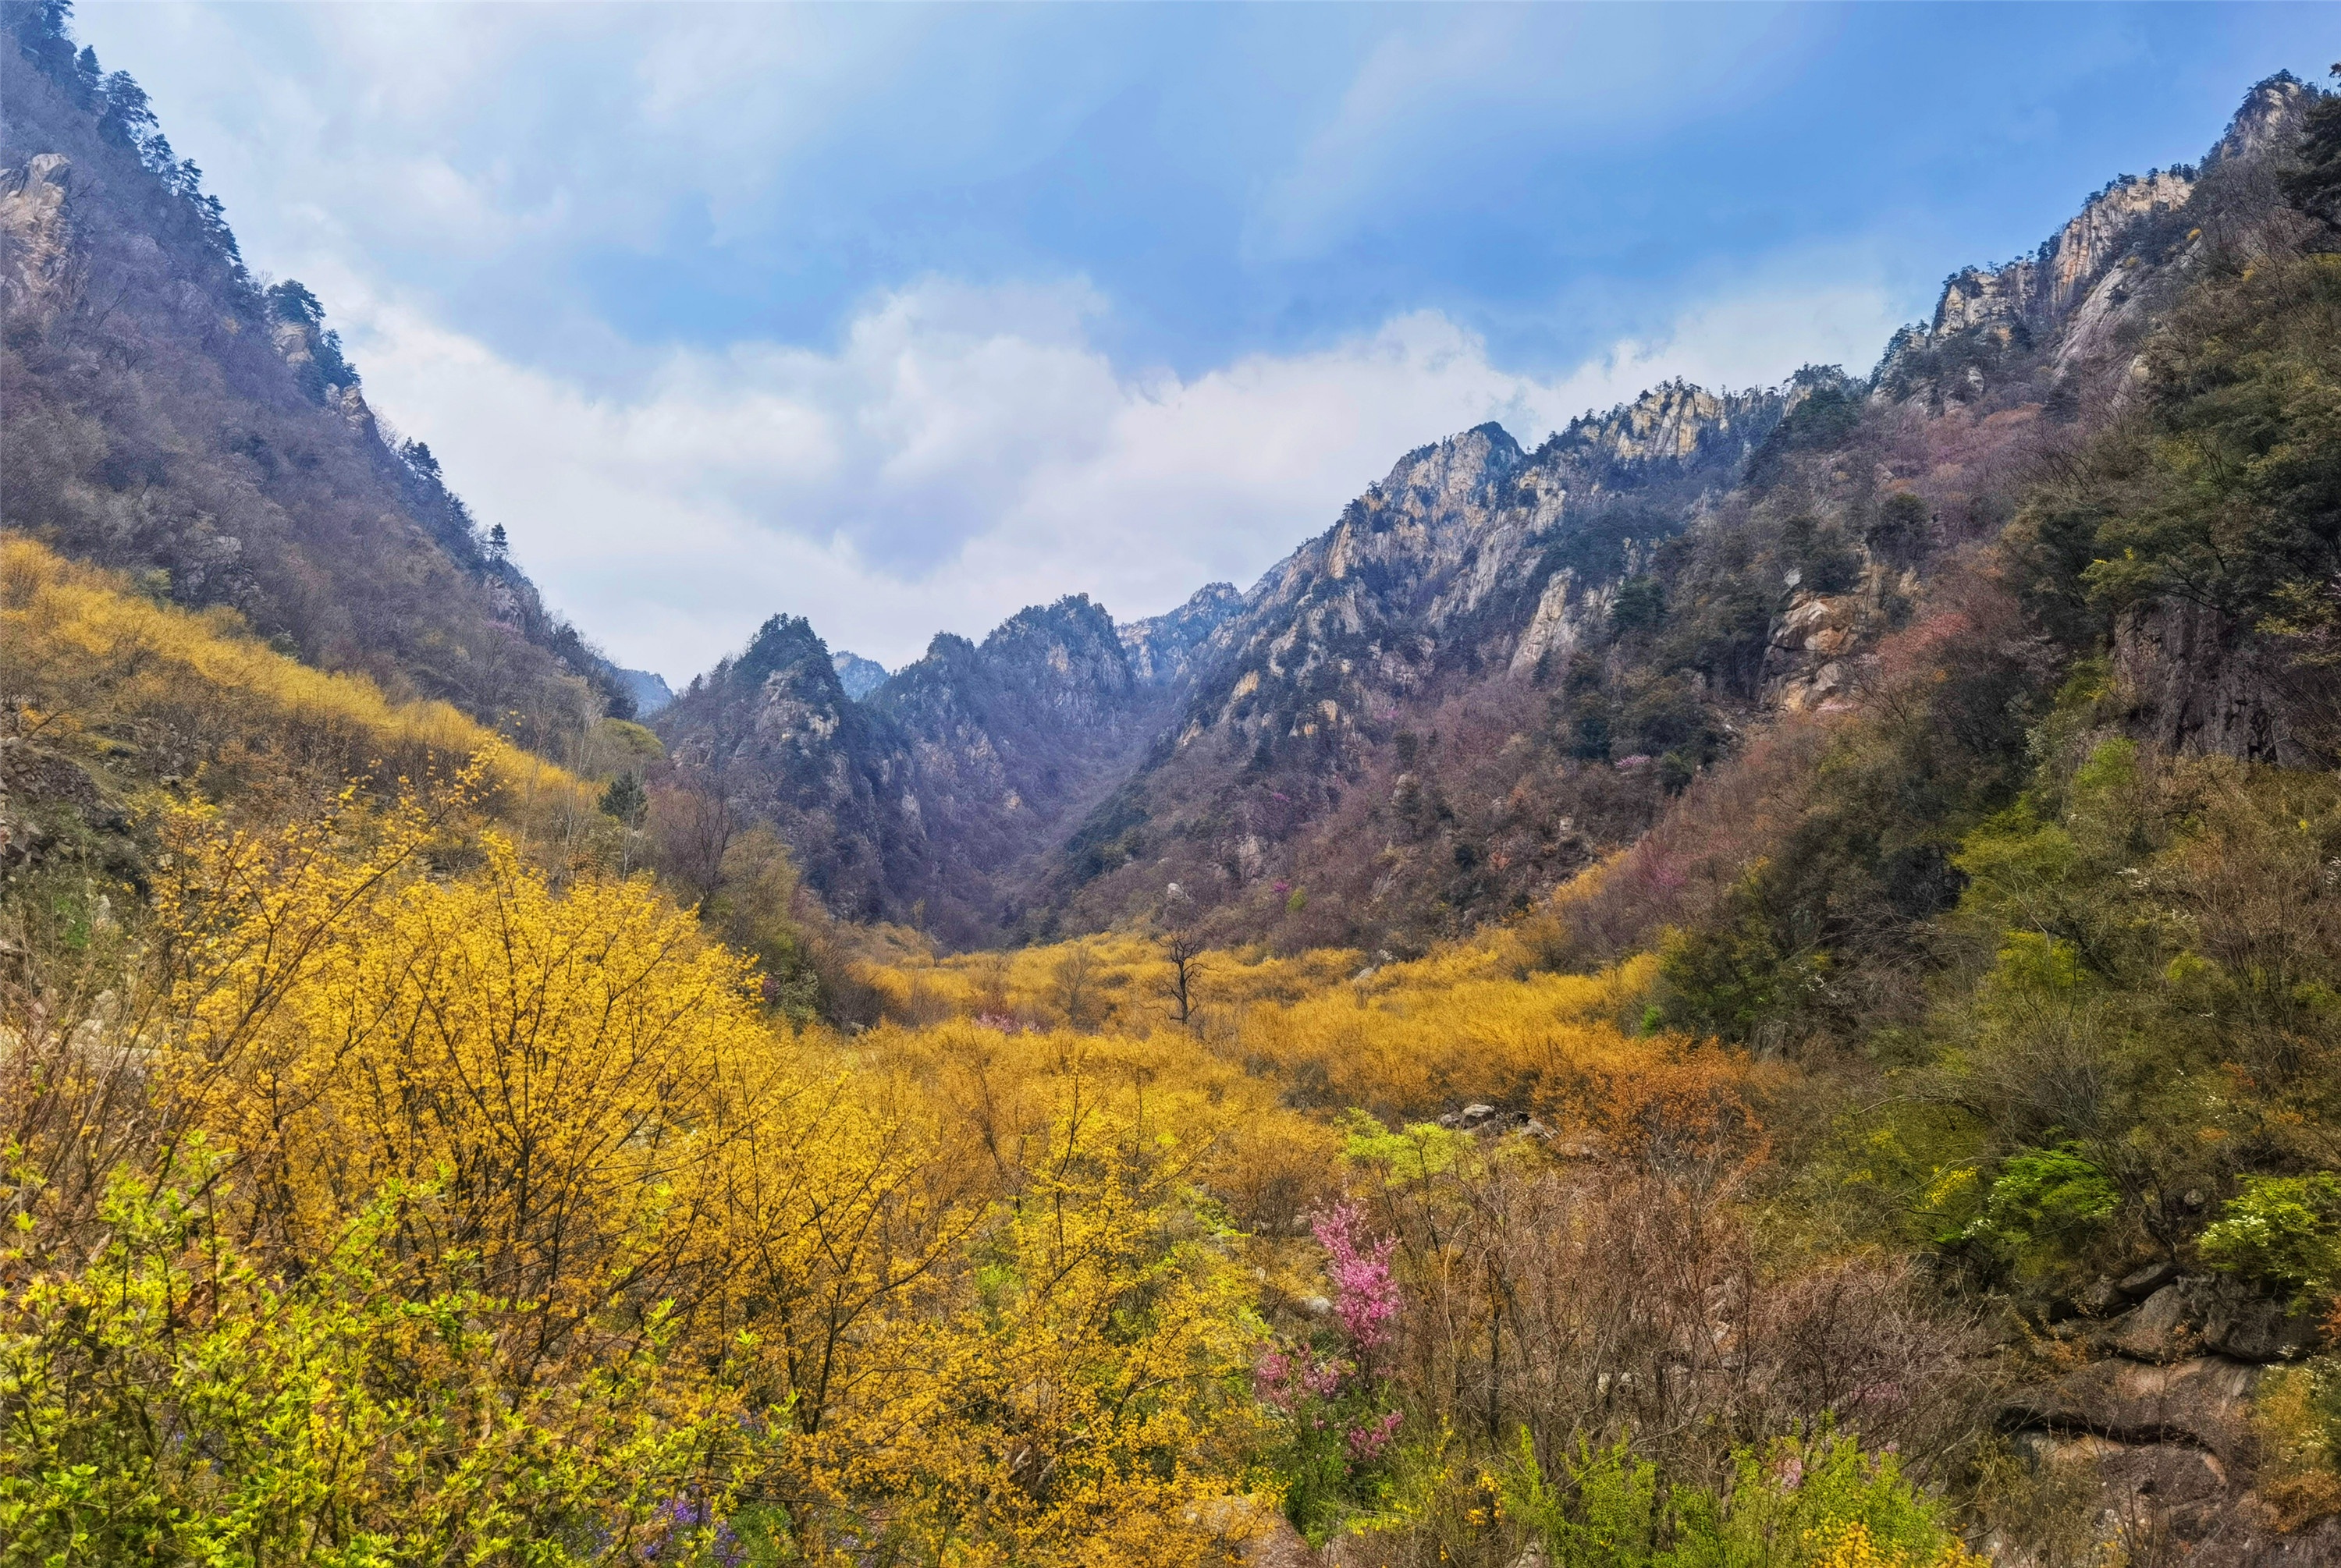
[1052,942,1100,1031]
[1156,886,1207,1032]
[971,951,1014,1022]
[649,778,734,906]
[1158,930,1208,1031]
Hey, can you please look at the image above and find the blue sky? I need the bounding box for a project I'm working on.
[76,2,2333,678]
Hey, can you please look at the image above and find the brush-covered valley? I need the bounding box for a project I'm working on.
[6,5,2341,1565]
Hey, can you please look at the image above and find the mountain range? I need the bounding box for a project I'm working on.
[648,70,2329,952]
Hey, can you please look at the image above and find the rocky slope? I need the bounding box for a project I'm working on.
[1875,72,2318,413]
[829,651,888,701]
[0,7,636,740]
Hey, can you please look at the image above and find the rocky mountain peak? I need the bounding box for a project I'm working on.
[1874,73,2322,410]
[830,650,888,700]
[1121,581,1242,686]
[1541,380,1789,495]
[2206,70,2317,167]
[1577,381,1739,464]
[1366,422,1524,538]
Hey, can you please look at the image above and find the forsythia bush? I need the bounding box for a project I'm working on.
[2,772,1984,1565]
[0,534,598,832]
[3,779,1275,1565]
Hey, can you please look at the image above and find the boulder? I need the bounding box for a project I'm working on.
[2118,1259,2181,1299]
[2075,1277,2125,1318]
[2005,1354,2261,1459]
[2101,1282,2206,1363]
[2201,1290,2322,1364]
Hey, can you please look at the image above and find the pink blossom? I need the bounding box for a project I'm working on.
[1345,1410,1403,1461]
[1252,1346,1341,1411]
[1312,1203,1399,1356]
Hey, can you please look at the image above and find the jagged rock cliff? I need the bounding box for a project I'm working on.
[656,594,1187,943]
[1875,72,2318,410]
[1120,582,1242,685]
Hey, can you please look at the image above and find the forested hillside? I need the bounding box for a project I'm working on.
[0,0,638,747]
[6,2,2341,1561]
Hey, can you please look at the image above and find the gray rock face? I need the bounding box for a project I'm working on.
[2119,1260,2182,1299]
[614,667,674,716]
[0,151,74,319]
[829,651,887,701]
[1874,72,2317,412]
[2101,1284,2206,1364]
[2002,1339,2341,1564]
[2007,1353,2260,1456]
[2112,598,2321,768]
[1121,582,1242,686]
[2011,1428,2232,1526]
[2199,1286,2322,1364]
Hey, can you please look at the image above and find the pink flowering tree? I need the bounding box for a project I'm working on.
[1313,1202,1399,1366]
[1253,1201,1406,1536]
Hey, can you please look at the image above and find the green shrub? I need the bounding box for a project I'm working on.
[1962,1144,2119,1262]
[2199,1173,2341,1301]
[1497,1426,1976,1567]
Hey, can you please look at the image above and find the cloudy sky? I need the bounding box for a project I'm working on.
[76,2,2329,679]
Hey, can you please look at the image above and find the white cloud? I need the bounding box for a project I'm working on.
[327,266,1905,683]
[67,5,1914,685]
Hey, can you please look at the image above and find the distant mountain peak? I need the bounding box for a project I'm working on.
[831,650,887,700]
[1121,582,1242,686]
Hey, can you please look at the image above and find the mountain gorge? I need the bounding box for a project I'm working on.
[653,583,1242,944]
[12,3,2341,1559]
[655,69,2332,956]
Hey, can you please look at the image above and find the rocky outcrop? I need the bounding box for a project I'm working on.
[0,151,75,318]
[1122,582,1242,686]
[2110,599,2321,767]
[1998,1272,2332,1563]
[1765,590,1873,714]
